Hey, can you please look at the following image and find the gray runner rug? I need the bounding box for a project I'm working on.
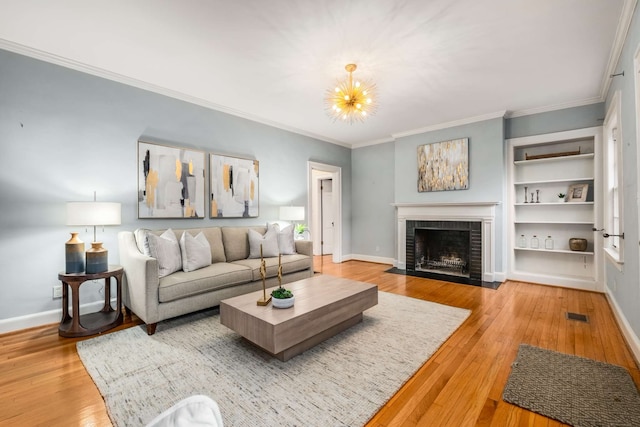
[77,291,470,426]
[503,344,640,427]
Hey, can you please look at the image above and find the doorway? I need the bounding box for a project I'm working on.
[308,161,342,263]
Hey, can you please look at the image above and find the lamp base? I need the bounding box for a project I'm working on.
[86,242,108,274]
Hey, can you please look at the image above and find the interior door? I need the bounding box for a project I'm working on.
[321,179,334,255]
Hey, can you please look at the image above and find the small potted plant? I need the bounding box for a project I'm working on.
[294,223,308,240]
[271,286,295,309]
[557,192,566,202]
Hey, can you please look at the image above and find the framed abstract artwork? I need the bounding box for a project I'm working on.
[210,153,259,218]
[137,141,206,218]
[417,138,469,192]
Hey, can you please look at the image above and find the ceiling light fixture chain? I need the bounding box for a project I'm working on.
[325,63,376,124]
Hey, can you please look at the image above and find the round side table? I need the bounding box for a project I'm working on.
[57,265,124,337]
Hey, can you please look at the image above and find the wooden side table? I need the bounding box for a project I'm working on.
[58,265,124,337]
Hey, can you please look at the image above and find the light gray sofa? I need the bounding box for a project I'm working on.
[118,226,313,335]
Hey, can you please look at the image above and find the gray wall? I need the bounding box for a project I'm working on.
[506,103,604,139]
[603,4,640,340]
[393,118,506,272]
[351,142,395,259]
[0,49,351,321]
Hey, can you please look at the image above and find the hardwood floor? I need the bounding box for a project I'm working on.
[2,256,638,426]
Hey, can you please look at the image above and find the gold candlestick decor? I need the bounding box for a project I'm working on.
[257,244,271,306]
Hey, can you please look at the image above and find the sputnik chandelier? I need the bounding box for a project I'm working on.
[326,63,376,124]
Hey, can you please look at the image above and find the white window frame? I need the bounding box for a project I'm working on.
[603,90,624,268]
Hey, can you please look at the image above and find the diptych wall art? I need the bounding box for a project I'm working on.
[210,154,259,218]
[138,141,206,218]
[417,138,469,192]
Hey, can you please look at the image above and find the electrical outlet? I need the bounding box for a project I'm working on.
[52,285,63,299]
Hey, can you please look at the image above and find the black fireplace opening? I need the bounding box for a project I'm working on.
[406,220,482,286]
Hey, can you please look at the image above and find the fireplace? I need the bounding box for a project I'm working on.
[406,220,482,285]
[393,202,498,285]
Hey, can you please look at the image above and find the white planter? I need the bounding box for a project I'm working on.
[272,296,295,309]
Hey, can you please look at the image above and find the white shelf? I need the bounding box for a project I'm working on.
[506,127,602,291]
[515,202,594,206]
[514,220,594,225]
[514,247,594,255]
[514,177,593,185]
[514,153,594,165]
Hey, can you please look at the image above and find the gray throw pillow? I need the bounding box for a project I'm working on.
[133,228,152,256]
[248,227,279,258]
[180,231,212,272]
[147,229,182,278]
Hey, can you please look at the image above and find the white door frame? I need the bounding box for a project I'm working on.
[307,161,342,263]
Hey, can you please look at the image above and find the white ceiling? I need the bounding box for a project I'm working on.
[0,0,634,147]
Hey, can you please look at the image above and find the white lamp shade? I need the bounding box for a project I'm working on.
[66,202,121,226]
[279,206,305,221]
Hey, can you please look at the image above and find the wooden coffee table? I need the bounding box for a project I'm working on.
[220,275,378,361]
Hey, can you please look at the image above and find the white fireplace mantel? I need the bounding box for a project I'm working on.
[393,202,500,282]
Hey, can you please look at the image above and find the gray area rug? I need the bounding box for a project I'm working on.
[503,344,640,427]
[77,291,470,426]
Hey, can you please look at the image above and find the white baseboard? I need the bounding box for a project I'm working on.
[346,254,394,265]
[605,284,640,366]
[0,299,116,335]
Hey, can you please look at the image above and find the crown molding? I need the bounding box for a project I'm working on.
[506,97,603,118]
[599,0,638,100]
[390,110,507,140]
[0,39,349,148]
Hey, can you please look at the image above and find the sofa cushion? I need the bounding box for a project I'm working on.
[180,232,212,272]
[147,229,182,278]
[158,263,253,303]
[133,228,152,256]
[222,226,266,261]
[232,254,311,281]
[248,226,279,258]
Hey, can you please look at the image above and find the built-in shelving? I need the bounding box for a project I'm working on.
[506,127,603,291]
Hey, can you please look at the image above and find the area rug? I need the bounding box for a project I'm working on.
[77,291,470,426]
[503,344,640,427]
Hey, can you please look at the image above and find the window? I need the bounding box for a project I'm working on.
[603,91,623,265]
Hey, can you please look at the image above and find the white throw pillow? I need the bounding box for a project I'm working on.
[180,232,212,272]
[276,224,296,255]
[248,226,279,258]
[133,228,152,256]
[147,229,182,278]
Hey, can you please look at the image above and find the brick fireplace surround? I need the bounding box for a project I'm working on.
[393,202,499,283]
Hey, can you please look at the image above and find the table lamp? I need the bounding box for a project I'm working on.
[279,206,306,239]
[66,193,121,274]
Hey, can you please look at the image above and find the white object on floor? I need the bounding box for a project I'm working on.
[146,395,223,427]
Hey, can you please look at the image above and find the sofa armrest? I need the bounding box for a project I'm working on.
[118,231,160,324]
[294,240,313,257]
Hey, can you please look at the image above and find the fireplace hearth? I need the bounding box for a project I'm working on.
[406,220,482,285]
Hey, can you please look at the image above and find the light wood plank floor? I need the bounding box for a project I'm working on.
[1,257,638,426]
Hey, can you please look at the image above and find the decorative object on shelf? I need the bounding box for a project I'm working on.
[64,232,85,273]
[567,183,589,202]
[557,193,566,202]
[545,236,554,250]
[256,244,271,306]
[325,63,376,124]
[210,153,259,218]
[525,147,580,160]
[66,192,121,274]
[530,235,539,249]
[524,186,528,203]
[569,238,588,251]
[536,189,540,203]
[530,192,535,203]
[518,235,527,248]
[137,140,206,219]
[418,138,469,192]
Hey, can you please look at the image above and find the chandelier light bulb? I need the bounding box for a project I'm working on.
[325,63,376,124]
